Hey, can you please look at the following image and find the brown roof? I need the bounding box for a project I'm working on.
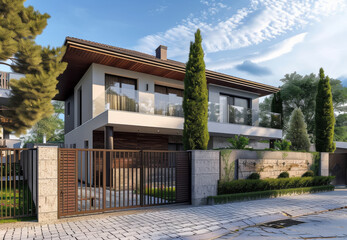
[54,37,279,100]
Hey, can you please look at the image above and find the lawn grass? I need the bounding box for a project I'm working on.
[145,187,176,201]
[0,181,36,220]
[0,216,36,224]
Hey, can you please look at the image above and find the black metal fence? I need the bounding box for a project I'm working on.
[0,148,37,219]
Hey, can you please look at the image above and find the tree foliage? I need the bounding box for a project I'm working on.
[0,0,67,135]
[280,72,317,134]
[260,71,347,141]
[315,68,335,152]
[286,108,311,152]
[183,29,209,150]
[23,101,64,143]
[270,91,283,128]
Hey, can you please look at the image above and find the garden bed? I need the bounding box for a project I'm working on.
[218,176,334,195]
[208,185,335,205]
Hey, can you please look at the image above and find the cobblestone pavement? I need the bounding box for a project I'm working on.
[1,190,346,240]
[218,208,347,239]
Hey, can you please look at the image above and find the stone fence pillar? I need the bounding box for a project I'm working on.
[37,146,59,222]
[190,150,220,206]
[320,152,329,176]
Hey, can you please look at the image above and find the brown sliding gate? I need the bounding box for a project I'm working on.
[0,148,37,219]
[58,149,191,218]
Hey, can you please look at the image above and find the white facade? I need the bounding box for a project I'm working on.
[65,63,282,149]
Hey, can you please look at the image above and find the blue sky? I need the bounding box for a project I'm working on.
[3,0,347,87]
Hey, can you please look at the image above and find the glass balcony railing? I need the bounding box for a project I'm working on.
[208,102,281,129]
[105,86,183,117]
[102,87,281,129]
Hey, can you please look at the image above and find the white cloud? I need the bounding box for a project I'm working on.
[252,32,307,63]
[208,32,307,70]
[134,0,346,60]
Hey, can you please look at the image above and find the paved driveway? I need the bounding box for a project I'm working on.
[219,208,347,239]
[1,190,347,240]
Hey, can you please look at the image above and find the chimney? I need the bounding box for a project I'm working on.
[155,45,167,60]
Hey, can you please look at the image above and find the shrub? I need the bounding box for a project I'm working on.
[217,176,335,195]
[209,185,334,204]
[274,140,291,151]
[286,108,311,152]
[311,152,320,176]
[247,173,260,180]
[302,170,315,177]
[278,172,289,178]
[227,135,249,149]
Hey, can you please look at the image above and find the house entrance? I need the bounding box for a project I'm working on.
[58,149,191,218]
[329,153,347,186]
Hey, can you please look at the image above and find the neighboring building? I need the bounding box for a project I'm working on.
[0,71,22,147]
[55,37,282,150]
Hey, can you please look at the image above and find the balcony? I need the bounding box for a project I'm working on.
[208,103,281,129]
[103,87,281,129]
[105,86,184,117]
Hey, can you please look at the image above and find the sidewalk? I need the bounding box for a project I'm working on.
[1,189,347,240]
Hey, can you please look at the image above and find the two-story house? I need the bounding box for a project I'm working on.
[55,37,282,150]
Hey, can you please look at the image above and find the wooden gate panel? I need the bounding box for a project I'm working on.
[175,152,191,203]
[58,149,77,217]
[58,149,191,218]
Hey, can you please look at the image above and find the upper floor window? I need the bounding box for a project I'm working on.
[154,85,184,117]
[154,85,183,97]
[67,102,70,116]
[105,74,137,90]
[219,94,251,124]
[105,74,138,112]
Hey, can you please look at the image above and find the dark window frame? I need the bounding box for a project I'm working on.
[154,84,184,97]
[78,87,82,126]
[220,93,251,108]
[105,74,138,90]
[67,101,70,116]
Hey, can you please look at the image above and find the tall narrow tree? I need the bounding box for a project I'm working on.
[183,29,209,150]
[271,91,283,128]
[315,68,336,152]
[0,0,67,135]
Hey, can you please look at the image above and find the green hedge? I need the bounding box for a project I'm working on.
[209,185,335,204]
[218,176,335,195]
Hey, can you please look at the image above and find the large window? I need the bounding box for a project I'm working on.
[219,94,251,124]
[154,85,183,117]
[105,74,137,90]
[105,74,138,112]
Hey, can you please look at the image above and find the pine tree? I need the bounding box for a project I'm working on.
[315,68,336,152]
[0,0,67,135]
[183,29,209,150]
[271,91,283,128]
[286,108,311,152]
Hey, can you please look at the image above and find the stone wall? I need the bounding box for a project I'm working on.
[37,146,58,222]
[191,150,220,205]
[220,150,316,180]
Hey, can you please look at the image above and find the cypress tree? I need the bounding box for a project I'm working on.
[183,29,209,150]
[286,108,310,152]
[270,91,283,128]
[315,68,336,152]
[0,0,67,135]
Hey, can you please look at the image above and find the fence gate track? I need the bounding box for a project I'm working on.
[58,149,191,218]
